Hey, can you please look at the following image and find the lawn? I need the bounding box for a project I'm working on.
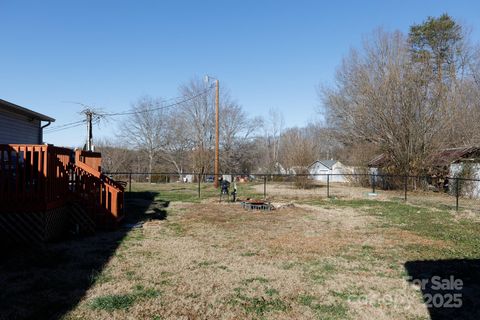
[1,182,479,319]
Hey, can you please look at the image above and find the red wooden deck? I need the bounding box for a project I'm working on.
[0,144,124,243]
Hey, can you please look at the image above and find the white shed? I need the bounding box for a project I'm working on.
[308,160,349,183]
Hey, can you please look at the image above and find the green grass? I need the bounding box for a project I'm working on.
[242,276,269,284]
[312,303,349,319]
[303,261,337,284]
[240,251,258,257]
[197,260,217,267]
[228,287,288,316]
[297,294,349,319]
[90,294,136,311]
[166,222,185,236]
[132,285,161,299]
[298,294,316,306]
[89,286,160,312]
[265,288,280,296]
[312,199,480,259]
[331,286,366,303]
[130,181,263,203]
[227,276,288,317]
[280,261,299,270]
[89,269,112,285]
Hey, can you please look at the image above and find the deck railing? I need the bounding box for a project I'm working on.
[0,144,124,227]
[0,144,71,211]
[72,152,124,226]
[76,149,102,172]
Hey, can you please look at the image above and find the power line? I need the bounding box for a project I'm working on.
[44,84,214,135]
[44,120,87,132]
[44,122,86,134]
[99,84,214,117]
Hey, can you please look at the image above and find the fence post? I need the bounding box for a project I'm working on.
[404,175,408,201]
[219,180,223,202]
[327,174,330,198]
[455,178,459,211]
[372,174,376,194]
[128,173,132,193]
[263,175,267,200]
[198,174,201,199]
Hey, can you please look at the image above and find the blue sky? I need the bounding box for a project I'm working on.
[1,0,479,147]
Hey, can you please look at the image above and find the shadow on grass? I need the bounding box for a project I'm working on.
[0,191,168,320]
[404,259,480,320]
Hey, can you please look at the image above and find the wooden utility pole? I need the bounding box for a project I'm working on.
[214,79,220,188]
[85,110,93,152]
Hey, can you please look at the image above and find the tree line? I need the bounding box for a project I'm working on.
[97,77,333,176]
[98,14,480,177]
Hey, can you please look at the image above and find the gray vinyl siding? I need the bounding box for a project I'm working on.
[0,108,42,144]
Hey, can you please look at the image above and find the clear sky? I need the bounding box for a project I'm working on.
[1,0,479,147]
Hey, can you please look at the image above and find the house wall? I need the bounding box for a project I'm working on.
[309,161,349,183]
[0,108,42,144]
[309,162,329,182]
[450,163,480,198]
[331,163,349,183]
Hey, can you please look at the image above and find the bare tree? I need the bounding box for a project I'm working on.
[95,138,137,173]
[120,96,167,180]
[279,127,316,171]
[220,101,263,172]
[178,78,215,175]
[321,29,451,174]
[262,108,284,172]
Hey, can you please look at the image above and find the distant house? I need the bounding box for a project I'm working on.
[308,160,350,182]
[433,147,480,198]
[369,147,480,197]
[0,99,55,144]
[369,148,480,176]
[430,147,480,173]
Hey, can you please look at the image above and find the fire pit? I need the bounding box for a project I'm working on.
[240,200,273,211]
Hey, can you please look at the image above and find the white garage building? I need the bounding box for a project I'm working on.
[308,160,350,183]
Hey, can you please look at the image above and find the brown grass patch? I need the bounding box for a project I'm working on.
[4,194,452,320]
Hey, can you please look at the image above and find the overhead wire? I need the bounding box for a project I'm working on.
[43,84,214,134]
[44,120,86,133]
[98,84,215,117]
[44,121,86,134]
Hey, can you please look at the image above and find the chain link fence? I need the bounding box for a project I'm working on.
[106,172,480,212]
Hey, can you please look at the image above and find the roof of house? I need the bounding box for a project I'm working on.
[369,147,480,168]
[309,159,339,170]
[368,154,388,167]
[0,99,55,122]
[430,147,480,166]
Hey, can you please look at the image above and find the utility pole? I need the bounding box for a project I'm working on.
[214,79,220,188]
[85,110,93,152]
